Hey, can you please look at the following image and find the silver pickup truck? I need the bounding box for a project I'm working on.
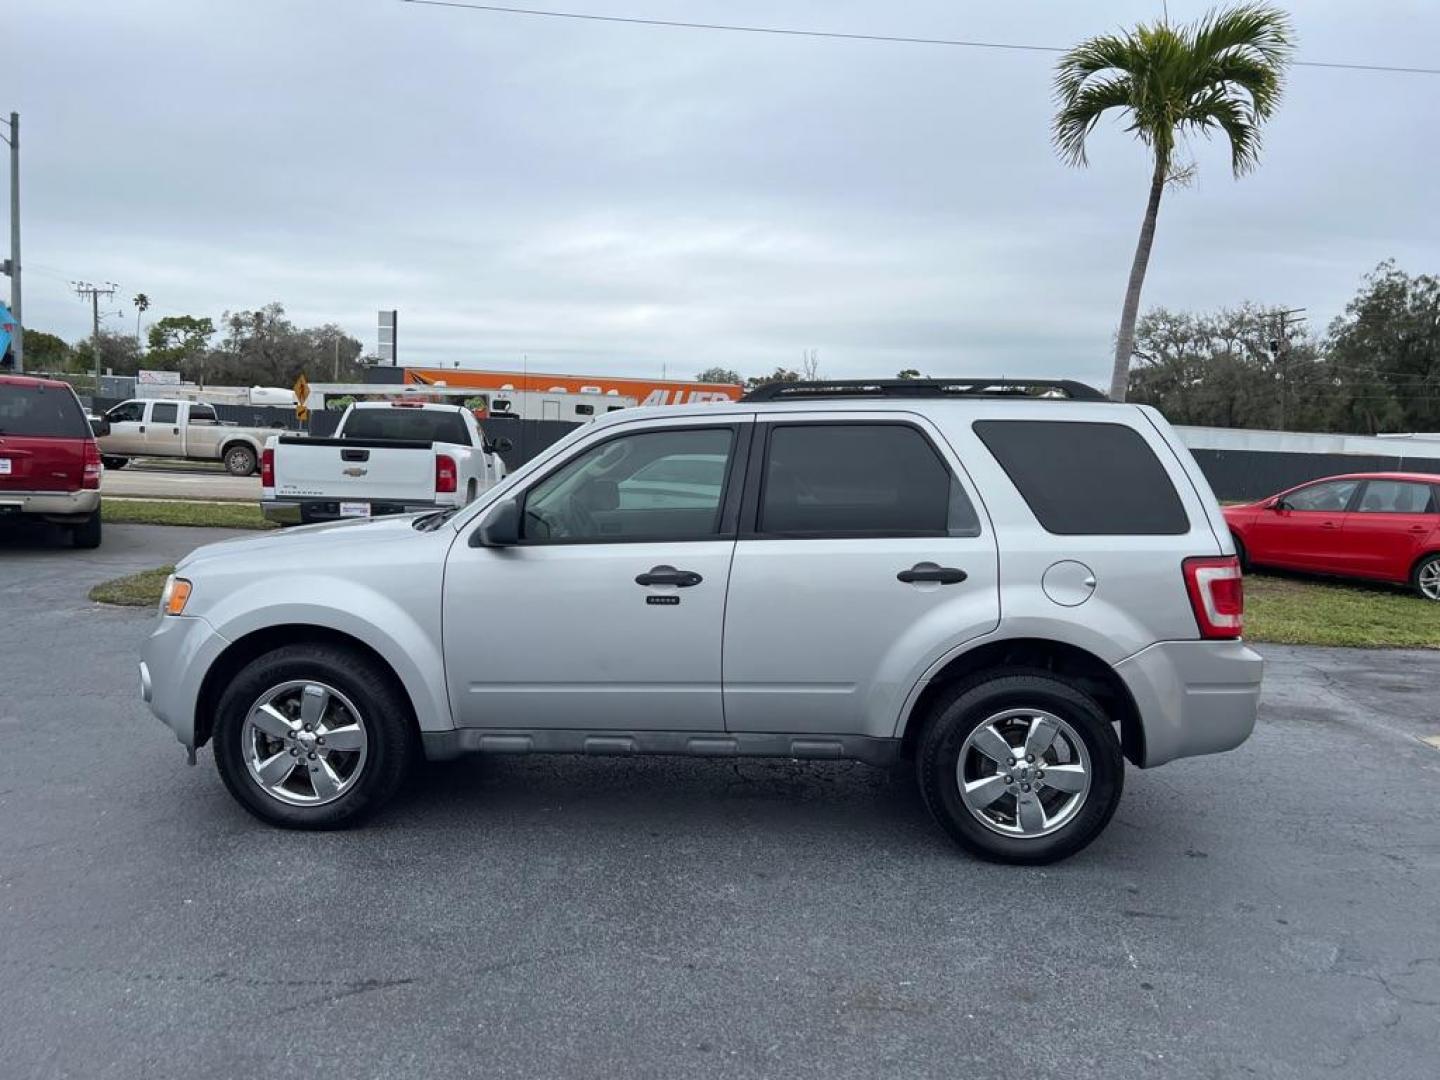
[99,398,277,476]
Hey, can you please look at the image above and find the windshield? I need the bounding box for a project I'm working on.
[0,382,92,438]
[341,408,471,445]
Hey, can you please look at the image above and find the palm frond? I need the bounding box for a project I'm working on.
[1052,74,1134,167]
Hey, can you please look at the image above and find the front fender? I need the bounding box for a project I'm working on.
[199,576,453,732]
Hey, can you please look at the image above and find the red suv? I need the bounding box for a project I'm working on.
[0,375,105,547]
[1223,472,1440,600]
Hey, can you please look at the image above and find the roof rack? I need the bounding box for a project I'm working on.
[739,378,1109,403]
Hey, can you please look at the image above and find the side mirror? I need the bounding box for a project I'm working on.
[484,436,514,455]
[1269,497,1288,512]
[90,419,111,438]
[472,498,520,548]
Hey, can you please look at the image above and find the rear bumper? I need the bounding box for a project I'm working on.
[1114,639,1264,767]
[0,488,100,522]
[261,497,446,525]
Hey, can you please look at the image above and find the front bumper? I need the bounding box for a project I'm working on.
[140,613,231,751]
[0,488,100,523]
[1114,639,1264,767]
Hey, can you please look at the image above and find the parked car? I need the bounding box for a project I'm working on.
[99,398,275,475]
[0,374,106,547]
[1224,472,1440,599]
[260,401,508,525]
[140,378,1260,864]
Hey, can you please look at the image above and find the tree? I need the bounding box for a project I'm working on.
[1324,262,1440,434]
[1053,4,1294,401]
[745,367,801,389]
[800,349,820,380]
[896,368,924,380]
[209,303,366,388]
[73,331,142,377]
[16,329,71,372]
[695,366,742,385]
[132,293,151,349]
[146,315,216,377]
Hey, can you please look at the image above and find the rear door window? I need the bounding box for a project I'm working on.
[0,382,91,438]
[150,402,179,424]
[974,419,1188,535]
[1354,480,1436,514]
[756,423,979,537]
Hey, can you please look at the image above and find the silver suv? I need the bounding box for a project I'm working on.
[140,379,1261,864]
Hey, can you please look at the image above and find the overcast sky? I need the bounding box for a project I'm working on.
[14,0,1439,386]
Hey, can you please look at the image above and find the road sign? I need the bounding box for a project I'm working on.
[293,373,310,422]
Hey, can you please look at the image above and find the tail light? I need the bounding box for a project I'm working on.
[1183,556,1244,639]
[260,447,275,488]
[82,440,102,490]
[435,454,458,493]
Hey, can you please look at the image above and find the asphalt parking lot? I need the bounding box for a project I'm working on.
[3,524,1439,1080]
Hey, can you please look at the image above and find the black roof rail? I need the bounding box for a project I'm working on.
[739,378,1109,403]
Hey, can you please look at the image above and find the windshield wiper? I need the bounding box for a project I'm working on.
[412,506,462,531]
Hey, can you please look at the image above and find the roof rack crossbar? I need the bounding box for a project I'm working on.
[739,378,1108,402]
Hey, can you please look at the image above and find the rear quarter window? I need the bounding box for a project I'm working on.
[973,419,1189,535]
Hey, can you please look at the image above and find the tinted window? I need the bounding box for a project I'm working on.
[188,404,217,424]
[107,401,144,423]
[1355,480,1435,514]
[150,402,179,424]
[524,427,734,542]
[758,424,979,537]
[974,420,1188,535]
[0,382,91,438]
[1285,479,1358,512]
[575,404,595,416]
[341,408,471,445]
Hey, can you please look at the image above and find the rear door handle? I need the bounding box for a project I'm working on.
[897,562,968,585]
[635,565,703,587]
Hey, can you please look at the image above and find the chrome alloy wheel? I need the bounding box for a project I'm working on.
[242,681,369,806]
[1419,560,1440,601]
[956,708,1092,839]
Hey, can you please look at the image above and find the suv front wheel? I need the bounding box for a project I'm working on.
[213,644,417,828]
[917,670,1124,864]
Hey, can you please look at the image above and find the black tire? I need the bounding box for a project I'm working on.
[223,444,258,476]
[916,668,1124,865]
[1231,532,1249,572]
[1411,552,1440,602]
[102,456,128,470]
[71,510,103,549]
[212,644,418,828]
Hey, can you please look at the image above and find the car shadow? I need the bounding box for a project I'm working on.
[0,519,77,551]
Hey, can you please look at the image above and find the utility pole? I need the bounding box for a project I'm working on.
[73,282,118,391]
[1269,307,1307,431]
[1,112,20,373]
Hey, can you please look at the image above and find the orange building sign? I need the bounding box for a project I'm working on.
[402,367,742,406]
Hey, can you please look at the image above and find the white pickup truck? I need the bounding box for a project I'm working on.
[99,398,279,475]
[261,401,507,525]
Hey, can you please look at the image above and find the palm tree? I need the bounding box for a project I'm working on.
[1053,4,1294,401]
[133,293,151,352]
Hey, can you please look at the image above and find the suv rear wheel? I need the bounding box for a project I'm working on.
[213,644,417,828]
[71,509,102,549]
[917,669,1124,864]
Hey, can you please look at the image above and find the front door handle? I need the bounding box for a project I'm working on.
[1321,521,1338,530]
[139,425,146,433]
[897,562,968,585]
[635,565,703,587]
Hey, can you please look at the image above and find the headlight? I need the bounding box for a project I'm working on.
[160,574,193,616]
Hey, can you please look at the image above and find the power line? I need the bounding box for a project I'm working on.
[400,1,1440,76]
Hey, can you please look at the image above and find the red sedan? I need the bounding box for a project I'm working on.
[1223,472,1440,600]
